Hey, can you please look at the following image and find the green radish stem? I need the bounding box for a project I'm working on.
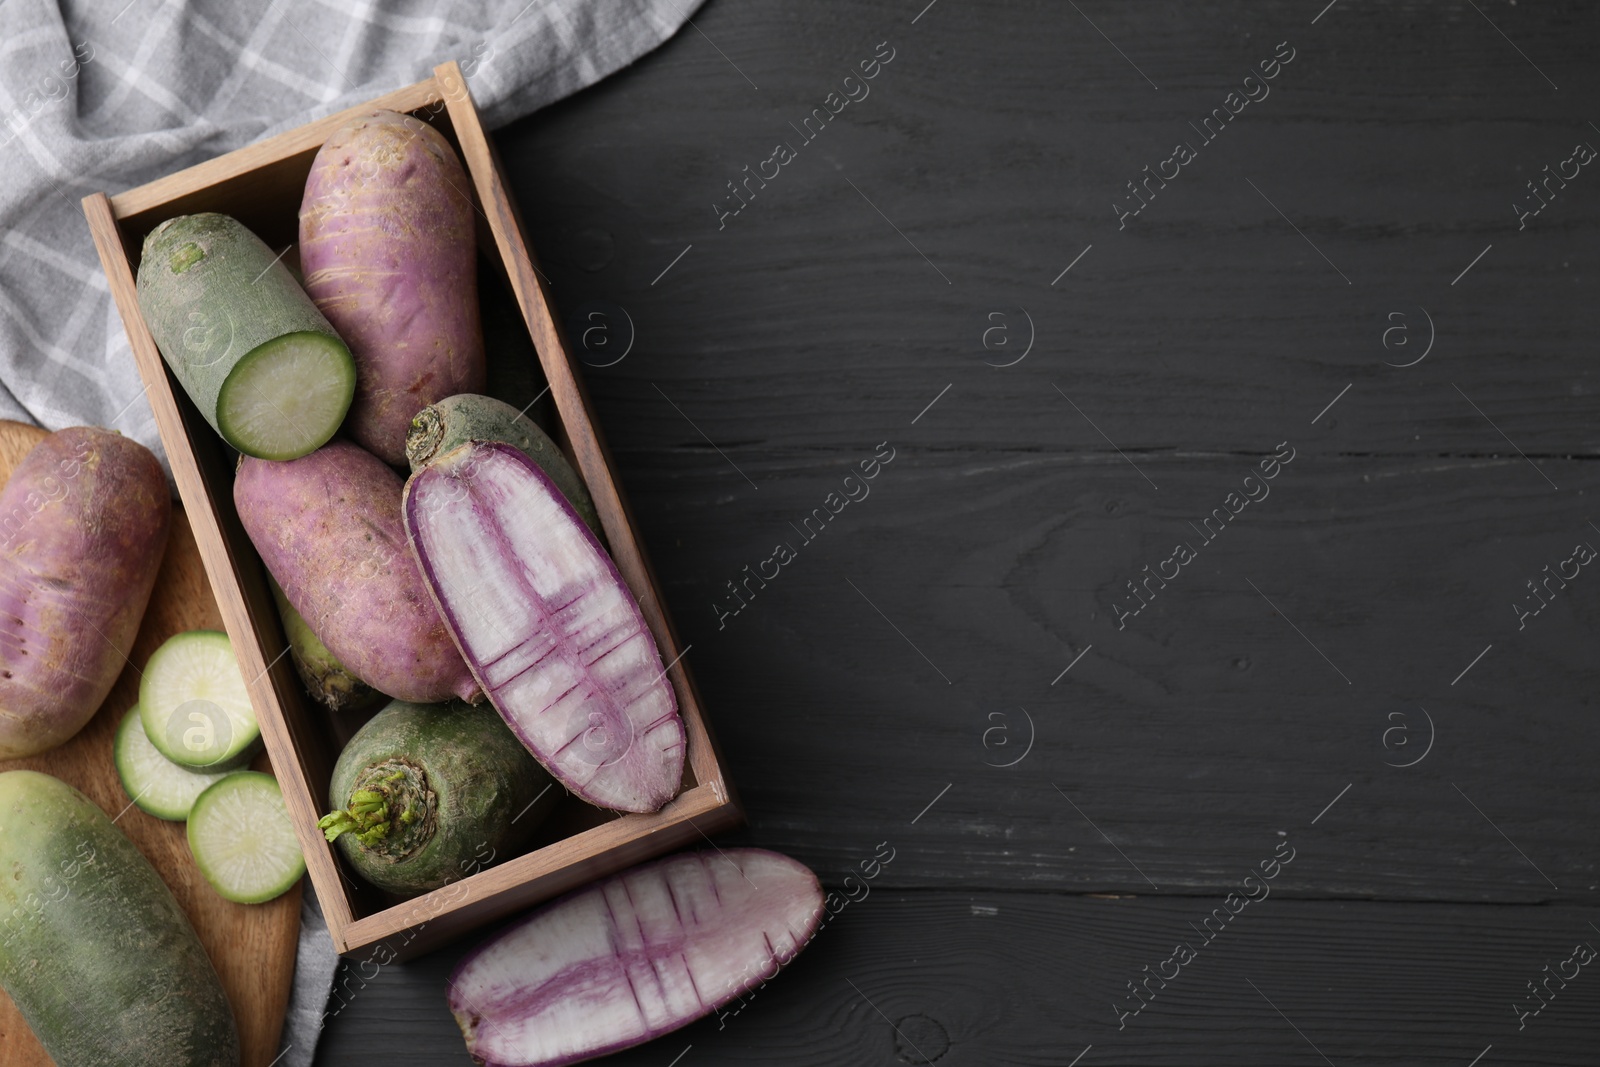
[317,758,436,861]
[323,699,556,895]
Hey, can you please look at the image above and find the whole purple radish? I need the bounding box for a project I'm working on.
[235,440,477,705]
[299,109,485,466]
[404,441,685,813]
[0,428,169,758]
[448,849,824,1066]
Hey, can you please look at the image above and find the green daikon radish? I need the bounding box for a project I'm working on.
[136,212,355,460]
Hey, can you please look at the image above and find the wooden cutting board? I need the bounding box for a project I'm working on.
[0,421,302,1067]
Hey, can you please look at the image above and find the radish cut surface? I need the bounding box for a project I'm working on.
[136,212,354,461]
[139,630,259,770]
[405,442,685,813]
[448,849,824,1067]
[215,331,356,461]
[114,705,231,821]
[187,772,305,904]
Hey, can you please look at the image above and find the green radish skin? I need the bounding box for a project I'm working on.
[299,110,486,466]
[0,770,239,1067]
[321,699,559,896]
[186,772,305,905]
[405,393,603,538]
[136,212,356,461]
[0,427,170,759]
[113,705,231,822]
[267,575,382,714]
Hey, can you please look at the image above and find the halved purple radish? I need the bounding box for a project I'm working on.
[404,441,685,813]
[448,849,824,1066]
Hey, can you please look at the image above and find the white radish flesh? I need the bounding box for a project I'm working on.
[404,442,685,813]
[448,849,824,1067]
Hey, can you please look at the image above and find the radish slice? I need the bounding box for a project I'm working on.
[404,441,686,813]
[186,772,306,904]
[448,849,824,1066]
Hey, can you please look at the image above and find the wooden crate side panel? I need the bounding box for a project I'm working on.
[109,79,446,229]
[340,783,743,959]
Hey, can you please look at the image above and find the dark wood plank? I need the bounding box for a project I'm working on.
[578,448,1597,902]
[500,0,1600,458]
[461,0,1600,903]
[314,890,1600,1066]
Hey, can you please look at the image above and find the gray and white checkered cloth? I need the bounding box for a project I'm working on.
[0,2,700,1062]
[0,0,701,475]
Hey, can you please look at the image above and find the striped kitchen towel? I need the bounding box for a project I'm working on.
[0,0,702,474]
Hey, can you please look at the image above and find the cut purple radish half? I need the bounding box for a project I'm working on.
[448,849,824,1066]
[404,441,686,813]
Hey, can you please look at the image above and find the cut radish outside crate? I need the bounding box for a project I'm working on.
[405,442,686,813]
[448,849,824,1067]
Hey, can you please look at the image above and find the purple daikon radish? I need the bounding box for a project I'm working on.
[404,441,685,813]
[448,849,824,1066]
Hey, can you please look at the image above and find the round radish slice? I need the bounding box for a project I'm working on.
[187,772,305,904]
[139,630,260,771]
[113,705,232,821]
[449,849,824,1066]
[137,212,356,462]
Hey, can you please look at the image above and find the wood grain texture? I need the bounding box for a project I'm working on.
[315,889,1600,1066]
[609,448,1600,902]
[499,0,1600,457]
[0,422,299,1067]
[468,0,1600,901]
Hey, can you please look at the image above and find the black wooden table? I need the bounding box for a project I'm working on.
[316,2,1600,1063]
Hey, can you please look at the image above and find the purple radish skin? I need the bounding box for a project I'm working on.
[236,441,479,705]
[299,109,486,466]
[0,428,170,758]
[404,441,685,813]
[448,849,824,1066]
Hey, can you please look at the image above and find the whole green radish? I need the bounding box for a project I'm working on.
[319,699,559,896]
[0,427,170,758]
[267,575,381,714]
[0,770,239,1067]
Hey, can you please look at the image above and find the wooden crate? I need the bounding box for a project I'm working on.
[82,61,741,960]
